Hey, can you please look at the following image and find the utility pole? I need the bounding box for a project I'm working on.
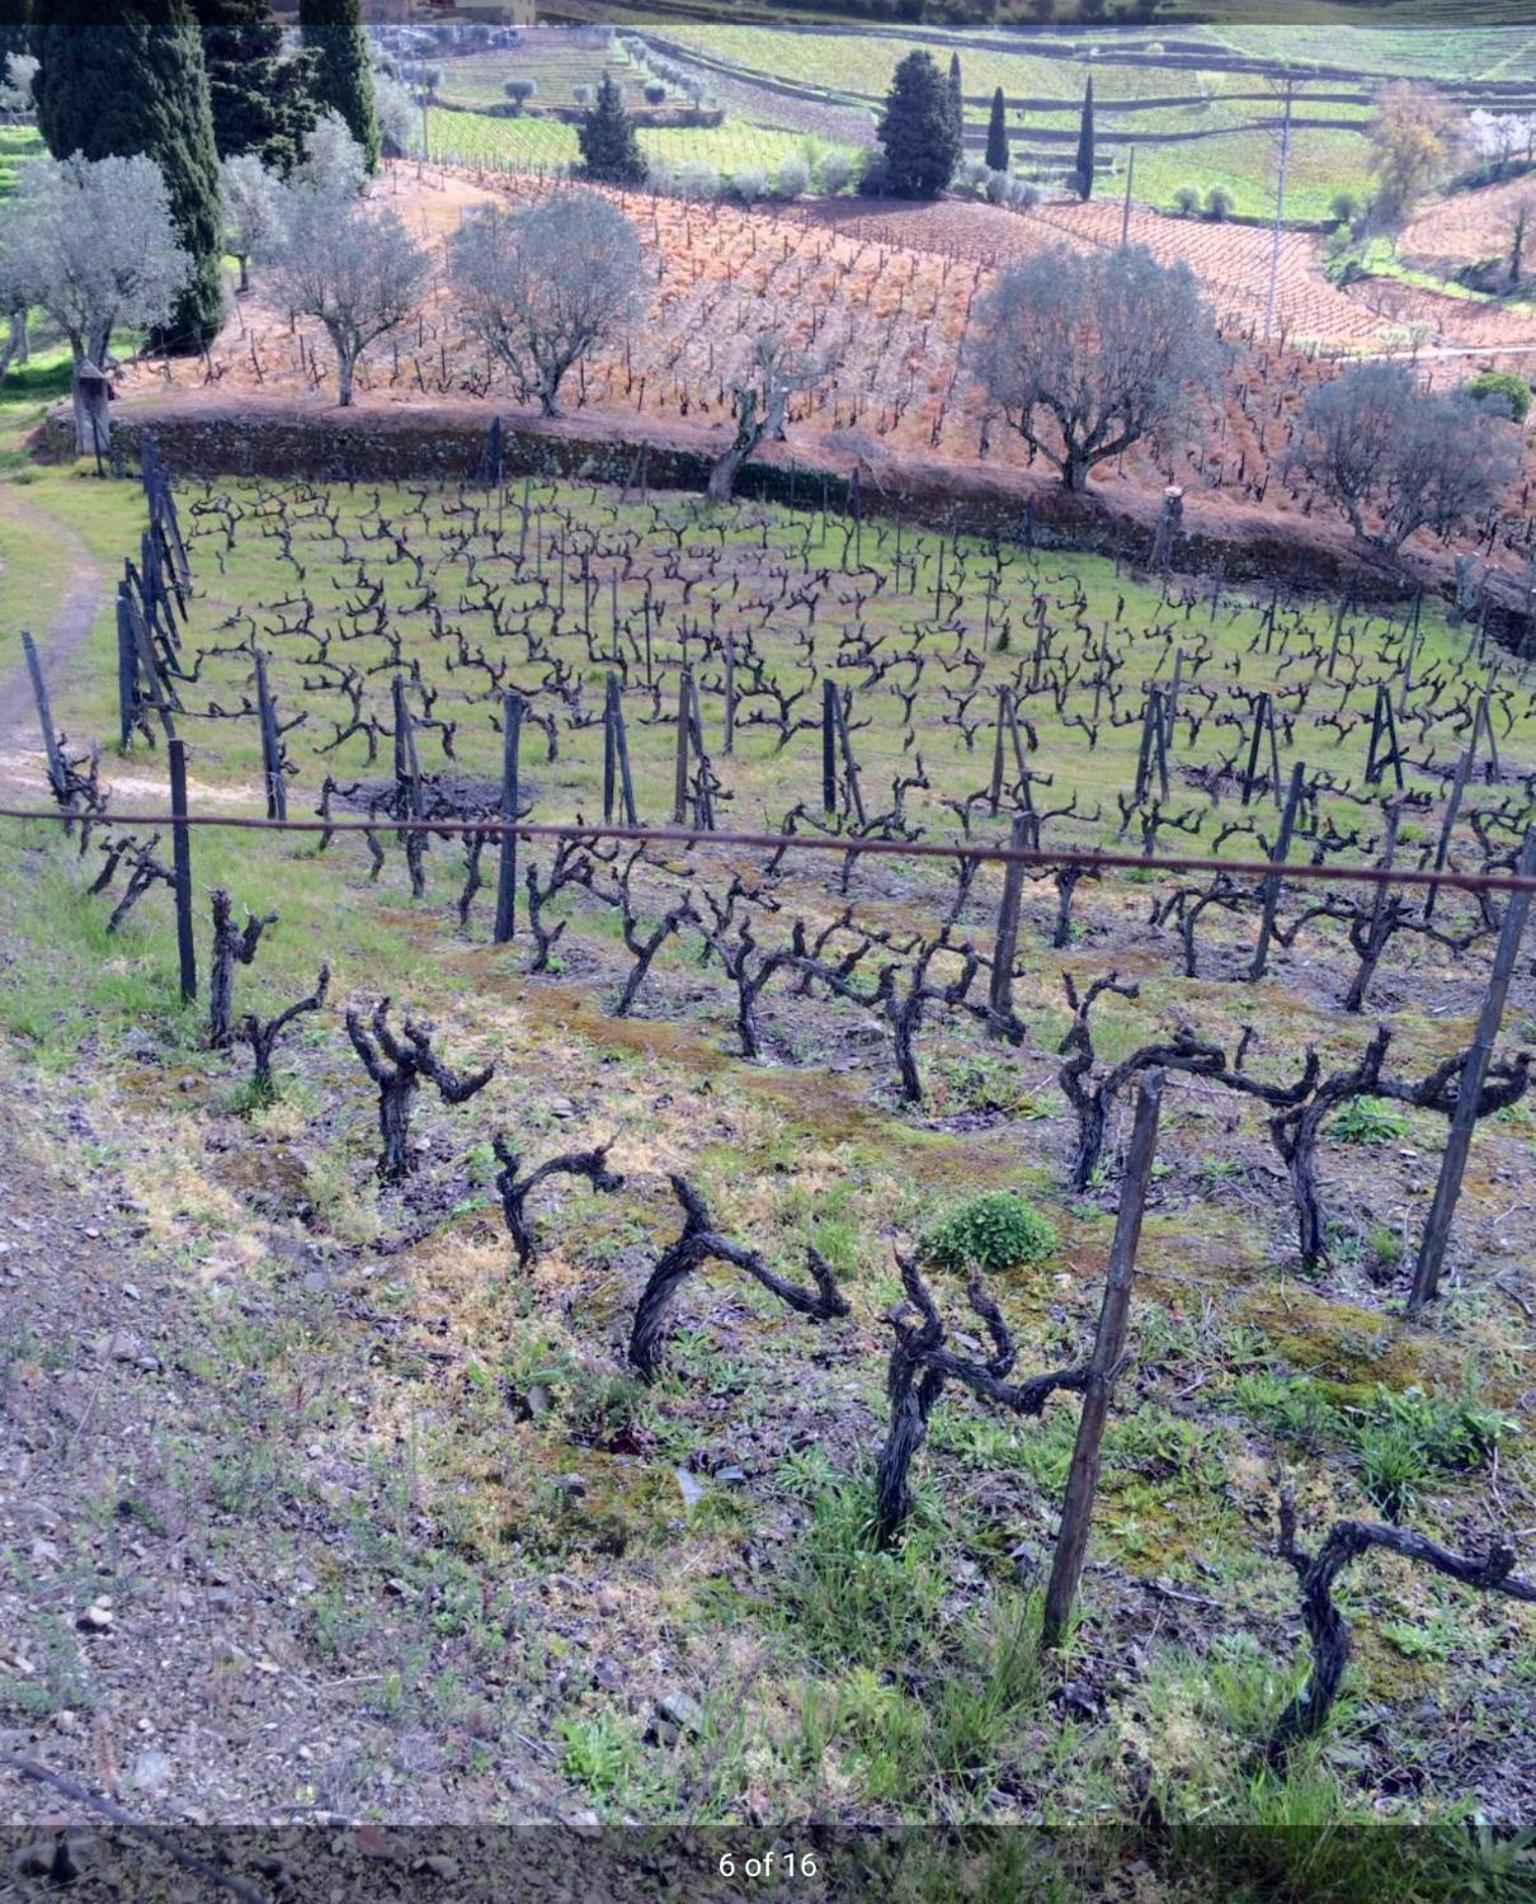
[1120,145,1135,247]
[1264,77,1294,346]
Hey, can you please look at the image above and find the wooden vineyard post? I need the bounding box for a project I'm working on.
[989,686,1011,815]
[1249,760,1306,981]
[116,588,139,748]
[724,635,736,757]
[20,631,66,806]
[831,687,866,826]
[673,668,693,826]
[1240,692,1279,806]
[1364,685,1405,791]
[822,676,837,815]
[1424,747,1473,924]
[1406,825,1536,1318]
[392,675,425,896]
[686,670,715,830]
[253,648,286,822]
[493,692,523,945]
[168,736,197,1004]
[608,676,638,827]
[1041,1069,1164,1652]
[988,812,1033,1020]
[602,674,617,825]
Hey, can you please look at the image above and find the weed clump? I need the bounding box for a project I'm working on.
[921,1191,1058,1273]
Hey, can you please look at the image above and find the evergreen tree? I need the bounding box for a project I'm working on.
[985,86,1009,173]
[33,1,224,347]
[947,49,963,144]
[878,50,961,201]
[1075,77,1095,201]
[577,71,644,186]
[192,0,317,173]
[299,0,378,173]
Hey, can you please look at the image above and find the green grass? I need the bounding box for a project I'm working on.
[427,103,857,187]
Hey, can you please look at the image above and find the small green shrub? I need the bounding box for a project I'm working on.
[921,1192,1058,1273]
[1204,185,1235,221]
[1465,369,1533,422]
[1172,184,1200,216]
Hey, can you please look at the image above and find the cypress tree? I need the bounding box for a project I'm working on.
[299,0,379,173]
[947,49,963,144]
[577,71,645,186]
[191,0,317,173]
[985,86,1009,173]
[878,50,961,201]
[1076,77,1095,201]
[34,1,224,348]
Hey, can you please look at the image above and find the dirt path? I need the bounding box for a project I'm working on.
[0,1083,567,1837]
[0,492,107,793]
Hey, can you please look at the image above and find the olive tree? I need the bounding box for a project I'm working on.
[220,153,282,295]
[447,189,643,417]
[707,329,830,502]
[1288,362,1520,555]
[969,244,1223,492]
[0,152,190,452]
[260,182,431,406]
[294,109,368,202]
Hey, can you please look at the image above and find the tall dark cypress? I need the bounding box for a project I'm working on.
[1076,77,1095,201]
[34,1,224,348]
[191,0,317,173]
[947,49,963,147]
[985,86,1009,173]
[299,0,379,172]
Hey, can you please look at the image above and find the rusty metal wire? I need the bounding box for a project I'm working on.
[3,804,1535,897]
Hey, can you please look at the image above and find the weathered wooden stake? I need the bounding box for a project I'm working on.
[20,631,66,804]
[1041,1069,1164,1651]
[821,676,837,815]
[492,692,523,944]
[673,668,694,825]
[1249,759,1306,981]
[1424,746,1473,923]
[988,812,1032,1019]
[1406,825,1536,1317]
[253,648,286,822]
[115,591,139,749]
[168,736,197,1004]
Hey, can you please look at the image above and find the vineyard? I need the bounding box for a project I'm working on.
[426,109,857,188]
[6,18,1536,1892]
[1,440,1534,1878]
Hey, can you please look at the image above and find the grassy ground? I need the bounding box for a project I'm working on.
[0,447,1533,1869]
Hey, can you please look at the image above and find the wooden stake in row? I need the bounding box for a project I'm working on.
[602,672,637,827]
[1407,825,1536,1317]
[253,648,287,822]
[672,667,715,829]
[1240,690,1282,807]
[1363,683,1405,790]
[820,678,866,825]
